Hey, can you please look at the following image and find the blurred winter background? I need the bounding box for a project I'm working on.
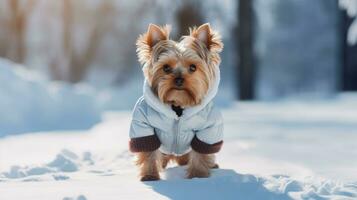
[0,0,356,136]
[1,0,357,199]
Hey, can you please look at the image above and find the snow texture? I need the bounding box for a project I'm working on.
[1,98,357,199]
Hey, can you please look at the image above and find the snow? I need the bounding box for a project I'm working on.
[340,0,357,45]
[0,57,356,199]
[0,58,143,137]
[1,98,357,200]
[0,59,101,136]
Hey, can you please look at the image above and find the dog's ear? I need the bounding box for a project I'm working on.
[136,24,170,65]
[194,23,211,47]
[190,23,223,53]
[147,24,169,47]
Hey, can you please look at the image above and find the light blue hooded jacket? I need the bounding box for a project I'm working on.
[129,69,223,156]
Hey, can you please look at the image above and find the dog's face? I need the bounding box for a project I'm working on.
[136,23,223,107]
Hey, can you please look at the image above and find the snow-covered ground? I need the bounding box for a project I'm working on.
[1,96,357,200]
[0,58,356,199]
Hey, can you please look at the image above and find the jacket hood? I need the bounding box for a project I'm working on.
[143,67,220,120]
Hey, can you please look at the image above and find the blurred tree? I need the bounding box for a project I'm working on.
[3,0,36,63]
[176,0,203,37]
[50,0,115,82]
[238,0,255,100]
[341,9,357,91]
[0,12,6,58]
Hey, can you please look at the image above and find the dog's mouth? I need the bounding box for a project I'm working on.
[170,87,192,94]
[162,87,198,107]
[172,87,185,90]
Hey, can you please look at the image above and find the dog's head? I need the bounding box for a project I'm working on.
[136,23,223,107]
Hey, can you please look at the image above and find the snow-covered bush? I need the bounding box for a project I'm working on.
[340,0,357,45]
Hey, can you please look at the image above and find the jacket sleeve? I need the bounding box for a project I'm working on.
[191,106,223,154]
[129,99,161,152]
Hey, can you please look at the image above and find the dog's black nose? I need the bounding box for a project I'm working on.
[175,77,184,87]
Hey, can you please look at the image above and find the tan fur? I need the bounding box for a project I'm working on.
[161,153,173,169]
[136,24,171,66]
[138,152,191,180]
[136,23,223,108]
[136,151,161,181]
[187,150,216,178]
[175,153,189,166]
[189,23,223,54]
[160,153,189,169]
[137,150,217,180]
[135,24,223,181]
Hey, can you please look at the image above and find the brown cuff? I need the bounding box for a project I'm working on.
[191,135,223,154]
[129,134,161,152]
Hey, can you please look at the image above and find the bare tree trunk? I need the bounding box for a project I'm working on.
[69,6,106,83]
[56,0,113,83]
[238,0,255,100]
[8,0,25,63]
[0,16,7,57]
[7,0,36,64]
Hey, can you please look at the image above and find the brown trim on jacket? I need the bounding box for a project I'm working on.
[129,134,161,152]
[191,135,223,154]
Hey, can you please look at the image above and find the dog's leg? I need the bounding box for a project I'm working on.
[136,150,161,181]
[175,153,189,166]
[211,163,219,169]
[161,153,173,169]
[187,150,215,178]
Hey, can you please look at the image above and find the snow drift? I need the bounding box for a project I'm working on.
[0,59,101,136]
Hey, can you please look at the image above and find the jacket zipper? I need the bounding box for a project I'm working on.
[172,118,180,154]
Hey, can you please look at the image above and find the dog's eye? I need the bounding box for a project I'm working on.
[163,64,171,73]
[189,64,196,72]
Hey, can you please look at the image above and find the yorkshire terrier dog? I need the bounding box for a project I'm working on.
[129,23,224,181]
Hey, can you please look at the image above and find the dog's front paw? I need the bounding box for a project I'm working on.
[211,163,219,169]
[187,169,210,179]
[140,175,160,181]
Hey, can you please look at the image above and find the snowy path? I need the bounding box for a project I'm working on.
[1,97,357,200]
